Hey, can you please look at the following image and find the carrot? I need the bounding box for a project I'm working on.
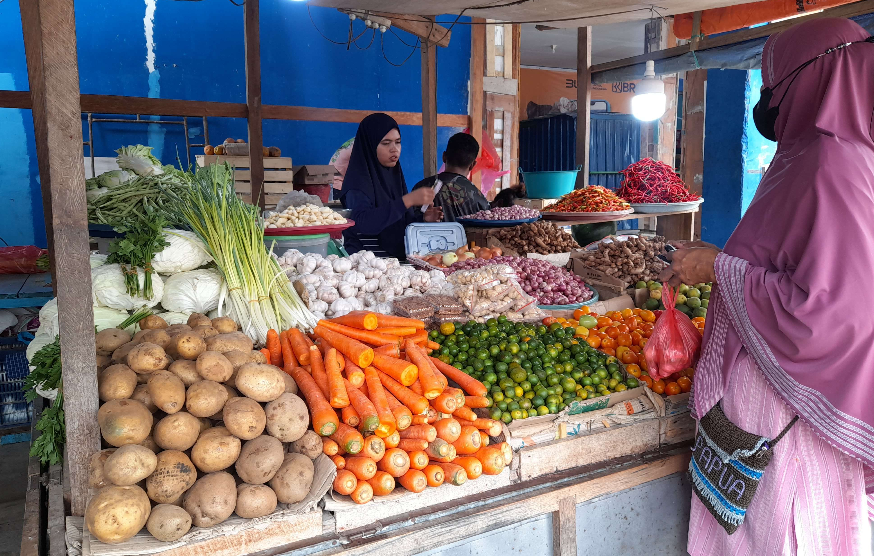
[398,469,428,493]
[317,320,400,348]
[473,446,506,475]
[367,471,396,496]
[313,326,374,368]
[432,462,467,486]
[465,396,491,408]
[384,430,400,448]
[362,367,396,438]
[383,389,412,431]
[333,469,357,495]
[287,329,312,365]
[322,438,339,456]
[290,367,338,436]
[408,450,430,470]
[429,444,457,463]
[429,357,488,396]
[444,387,466,408]
[397,438,429,452]
[328,311,379,331]
[343,361,365,388]
[409,329,429,343]
[316,338,345,372]
[375,327,418,337]
[453,407,478,422]
[374,343,401,358]
[266,329,282,367]
[325,348,350,408]
[399,424,437,443]
[345,456,377,481]
[371,353,418,386]
[309,347,330,398]
[453,456,483,480]
[331,454,346,470]
[456,417,503,437]
[425,438,452,459]
[378,448,410,478]
[453,425,482,455]
[425,340,441,351]
[350,481,373,504]
[259,348,272,362]
[341,405,361,429]
[369,313,426,330]
[434,418,462,443]
[361,435,385,463]
[279,331,298,374]
[409,380,424,396]
[426,356,448,389]
[374,370,429,415]
[344,379,379,433]
[479,431,489,447]
[330,423,364,455]
[423,465,445,487]
[498,442,513,467]
[404,340,443,399]
[431,391,458,414]
[411,415,430,426]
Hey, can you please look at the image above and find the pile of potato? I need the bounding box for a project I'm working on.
[86,313,322,545]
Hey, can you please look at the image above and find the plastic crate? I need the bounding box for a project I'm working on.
[0,338,32,428]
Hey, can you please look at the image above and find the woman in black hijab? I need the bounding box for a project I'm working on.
[340,113,441,258]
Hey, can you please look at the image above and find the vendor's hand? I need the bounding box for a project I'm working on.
[423,206,443,222]
[403,187,436,208]
[669,240,722,252]
[658,247,719,288]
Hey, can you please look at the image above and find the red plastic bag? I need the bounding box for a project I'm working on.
[643,285,702,380]
[0,246,48,274]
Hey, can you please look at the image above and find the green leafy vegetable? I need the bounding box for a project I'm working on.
[26,337,65,466]
[116,144,163,176]
[107,214,170,300]
[118,306,153,331]
[25,336,61,403]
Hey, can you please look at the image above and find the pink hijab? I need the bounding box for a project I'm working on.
[694,18,874,480]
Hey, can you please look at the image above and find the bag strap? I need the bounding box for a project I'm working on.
[769,415,799,448]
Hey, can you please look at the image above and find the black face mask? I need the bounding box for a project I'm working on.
[753,36,874,142]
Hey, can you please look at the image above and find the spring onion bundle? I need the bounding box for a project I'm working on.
[171,163,317,343]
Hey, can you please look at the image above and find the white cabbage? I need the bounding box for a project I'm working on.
[115,145,163,176]
[93,306,131,332]
[160,269,223,314]
[154,311,191,325]
[97,170,133,188]
[86,187,109,202]
[92,264,164,310]
[37,298,59,339]
[90,253,108,268]
[151,229,213,274]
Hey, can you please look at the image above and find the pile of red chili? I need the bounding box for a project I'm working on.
[548,185,631,213]
[617,158,700,204]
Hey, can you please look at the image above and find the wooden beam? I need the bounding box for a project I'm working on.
[470,19,485,189]
[245,0,264,210]
[372,12,452,47]
[421,38,438,176]
[261,104,467,127]
[552,496,577,556]
[503,24,514,79]
[690,11,703,51]
[21,0,99,517]
[668,68,707,241]
[575,27,592,188]
[511,24,521,185]
[485,22,496,77]
[482,76,518,96]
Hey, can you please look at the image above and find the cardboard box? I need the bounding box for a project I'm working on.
[292,165,337,185]
[513,198,557,210]
[567,252,631,299]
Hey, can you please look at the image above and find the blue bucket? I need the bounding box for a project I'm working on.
[522,167,581,199]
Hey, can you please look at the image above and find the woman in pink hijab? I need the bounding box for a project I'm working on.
[662,18,874,555]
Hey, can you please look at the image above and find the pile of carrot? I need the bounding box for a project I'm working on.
[264,311,512,505]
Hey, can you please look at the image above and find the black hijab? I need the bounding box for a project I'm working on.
[339,113,406,207]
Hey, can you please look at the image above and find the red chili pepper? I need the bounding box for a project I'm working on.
[616,158,700,204]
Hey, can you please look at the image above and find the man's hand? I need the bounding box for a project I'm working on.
[658,247,719,288]
[423,207,443,222]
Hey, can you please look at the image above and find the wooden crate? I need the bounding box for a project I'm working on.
[196,155,294,209]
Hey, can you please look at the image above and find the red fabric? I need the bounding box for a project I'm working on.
[0,246,47,274]
[643,285,701,379]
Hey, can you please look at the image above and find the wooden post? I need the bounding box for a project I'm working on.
[20,0,99,516]
[576,27,592,188]
[679,69,707,240]
[245,0,265,209]
[511,24,521,185]
[470,19,485,188]
[552,496,577,556]
[421,38,438,176]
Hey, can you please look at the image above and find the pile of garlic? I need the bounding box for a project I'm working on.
[265,203,346,228]
[277,249,453,319]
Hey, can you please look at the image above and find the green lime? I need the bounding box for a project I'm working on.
[491,391,504,403]
[501,413,513,424]
[626,378,639,388]
[547,374,561,386]
[546,394,561,406]
[591,376,602,386]
[547,404,559,414]
[511,409,523,420]
[496,400,508,411]
[520,399,532,410]
[578,391,588,400]
[581,376,592,386]
[507,401,521,412]
[537,405,550,416]
[615,384,628,392]
[685,297,702,309]
[608,378,619,389]
[510,368,528,383]
[489,408,502,420]
[504,387,516,399]
[561,378,577,392]
[531,396,545,407]
[520,381,532,392]
[597,368,609,379]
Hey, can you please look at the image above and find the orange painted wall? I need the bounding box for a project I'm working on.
[520,68,639,116]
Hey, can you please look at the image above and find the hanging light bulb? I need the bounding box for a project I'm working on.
[631,60,667,122]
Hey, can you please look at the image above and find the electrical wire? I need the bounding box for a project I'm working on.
[308,5,351,45]
[381,33,420,67]
[227,0,244,6]
[361,4,668,26]
[353,28,376,50]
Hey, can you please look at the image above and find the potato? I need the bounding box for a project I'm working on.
[168,359,200,387]
[96,353,112,372]
[289,430,322,460]
[170,332,206,361]
[211,317,237,334]
[223,397,266,440]
[96,328,131,356]
[187,313,212,328]
[192,325,219,340]
[196,351,233,382]
[183,471,237,527]
[89,449,116,488]
[269,453,314,504]
[153,412,201,451]
[235,363,285,403]
[282,373,298,395]
[85,485,151,544]
[235,484,277,519]
[249,350,268,364]
[139,435,160,453]
[197,417,213,434]
[127,343,171,374]
[111,342,138,364]
[185,380,229,418]
[206,332,254,354]
[146,450,197,504]
[191,426,241,472]
[223,349,249,370]
[131,330,149,344]
[104,444,158,486]
[146,504,191,542]
[130,384,157,413]
[139,315,169,330]
[148,370,186,414]
[98,399,154,447]
[98,364,138,402]
[140,329,172,349]
[265,393,308,442]
[235,435,284,484]
[166,324,193,337]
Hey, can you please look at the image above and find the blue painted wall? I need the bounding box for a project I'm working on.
[0,0,471,247]
[743,70,776,213]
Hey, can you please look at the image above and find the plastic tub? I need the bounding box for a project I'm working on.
[264,233,330,257]
[522,169,580,199]
[537,288,600,311]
